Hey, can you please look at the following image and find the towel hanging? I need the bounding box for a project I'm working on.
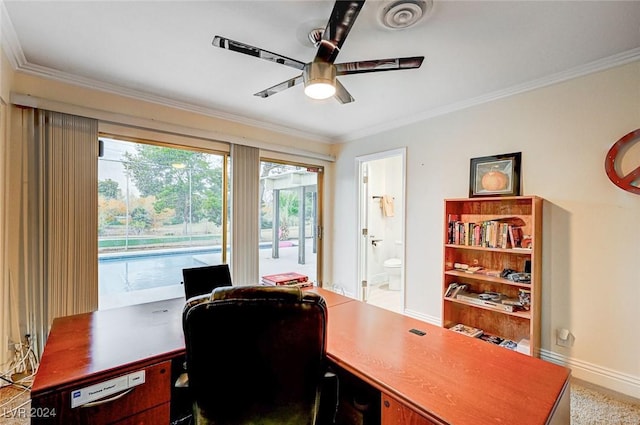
[381,195,395,217]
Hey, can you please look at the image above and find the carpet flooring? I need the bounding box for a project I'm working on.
[571,380,640,425]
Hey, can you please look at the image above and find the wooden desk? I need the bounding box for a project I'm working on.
[327,300,570,425]
[30,298,185,424]
[30,288,569,424]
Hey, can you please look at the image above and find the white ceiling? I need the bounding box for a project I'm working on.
[2,1,640,143]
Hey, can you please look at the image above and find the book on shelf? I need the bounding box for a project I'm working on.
[448,217,526,249]
[448,323,483,338]
[444,283,467,298]
[501,298,523,307]
[508,225,523,248]
[474,268,502,277]
[479,334,519,351]
[478,333,504,345]
[261,272,309,286]
[444,283,457,297]
[447,214,459,244]
[455,292,518,312]
[499,339,518,351]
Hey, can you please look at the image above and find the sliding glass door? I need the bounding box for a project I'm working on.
[259,161,322,285]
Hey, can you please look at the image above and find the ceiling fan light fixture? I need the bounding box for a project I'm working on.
[303,61,336,100]
[305,82,336,100]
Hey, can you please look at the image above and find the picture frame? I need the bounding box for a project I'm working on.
[469,152,521,197]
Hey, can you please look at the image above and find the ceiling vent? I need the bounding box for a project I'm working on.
[379,0,433,29]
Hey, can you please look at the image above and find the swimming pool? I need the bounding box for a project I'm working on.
[99,248,223,294]
[98,243,316,310]
[98,242,296,294]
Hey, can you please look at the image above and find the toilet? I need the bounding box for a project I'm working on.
[383,258,402,291]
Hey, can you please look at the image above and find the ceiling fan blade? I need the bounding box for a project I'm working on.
[315,0,365,64]
[253,75,304,99]
[334,79,355,104]
[335,56,425,75]
[213,36,305,70]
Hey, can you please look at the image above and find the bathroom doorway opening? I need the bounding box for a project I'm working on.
[356,148,405,314]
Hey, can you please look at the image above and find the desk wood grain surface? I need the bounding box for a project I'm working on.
[31,287,569,425]
[326,300,570,425]
[31,297,186,395]
[31,287,354,395]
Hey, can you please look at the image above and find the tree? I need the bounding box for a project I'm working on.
[98,197,126,235]
[122,145,224,234]
[279,191,299,219]
[130,207,152,234]
[98,179,121,200]
[259,162,293,233]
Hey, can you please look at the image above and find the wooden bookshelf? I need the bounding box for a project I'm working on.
[442,196,542,356]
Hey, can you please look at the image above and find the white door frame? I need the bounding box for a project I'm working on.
[356,148,406,307]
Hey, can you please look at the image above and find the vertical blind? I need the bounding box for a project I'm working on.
[7,108,98,356]
[230,144,260,285]
[0,100,12,367]
[39,111,98,324]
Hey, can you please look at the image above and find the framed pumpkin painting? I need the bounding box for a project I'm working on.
[469,152,521,197]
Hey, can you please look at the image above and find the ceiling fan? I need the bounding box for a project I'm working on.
[212,0,424,104]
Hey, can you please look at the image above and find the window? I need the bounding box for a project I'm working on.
[259,161,322,284]
[98,137,227,309]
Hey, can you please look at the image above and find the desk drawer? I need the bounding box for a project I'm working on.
[381,393,439,425]
[31,361,171,424]
[113,402,171,425]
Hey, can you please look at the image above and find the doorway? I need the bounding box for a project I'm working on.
[357,149,405,314]
[259,160,322,285]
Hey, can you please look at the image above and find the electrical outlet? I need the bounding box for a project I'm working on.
[556,328,574,347]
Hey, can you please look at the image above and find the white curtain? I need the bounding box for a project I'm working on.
[230,144,259,286]
[6,107,98,357]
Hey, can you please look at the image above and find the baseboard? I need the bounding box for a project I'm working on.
[326,288,640,400]
[403,309,440,327]
[332,292,640,400]
[541,349,640,399]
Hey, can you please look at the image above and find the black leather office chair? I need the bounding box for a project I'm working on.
[182,264,232,300]
[182,285,337,425]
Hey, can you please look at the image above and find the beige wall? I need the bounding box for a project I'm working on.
[11,72,333,156]
[1,47,13,100]
[330,61,640,398]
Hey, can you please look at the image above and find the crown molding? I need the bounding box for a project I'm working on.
[3,0,639,145]
[0,0,24,70]
[0,2,334,145]
[342,47,640,142]
[16,61,335,144]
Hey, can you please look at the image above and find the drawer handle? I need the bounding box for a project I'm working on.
[80,388,134,408]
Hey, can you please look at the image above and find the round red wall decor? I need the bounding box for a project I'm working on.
[605,129,640,195]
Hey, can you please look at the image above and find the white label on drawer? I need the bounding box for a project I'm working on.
[128,370,145,387]
[70,370,146,408]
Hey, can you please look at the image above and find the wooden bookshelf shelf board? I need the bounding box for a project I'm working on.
[444,270,533,288]
[442,196,542,356]
[445,244,533,255]
[444,297,532,319]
